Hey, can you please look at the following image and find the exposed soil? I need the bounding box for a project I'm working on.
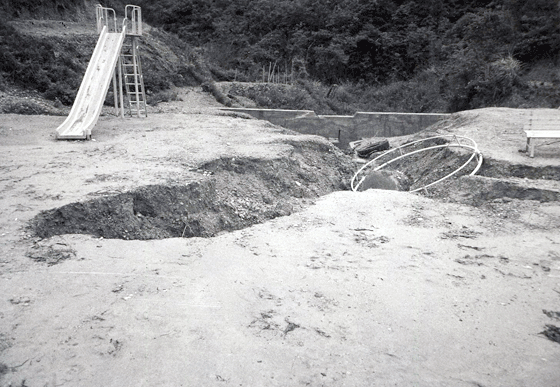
[31,142,352,241]
[1,90,560,387]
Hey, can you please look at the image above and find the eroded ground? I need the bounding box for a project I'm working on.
[1,96,560,386]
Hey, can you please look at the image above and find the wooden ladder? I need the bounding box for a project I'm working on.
[121,36,147,117]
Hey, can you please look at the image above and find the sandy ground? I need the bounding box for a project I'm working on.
[1,91,560,386]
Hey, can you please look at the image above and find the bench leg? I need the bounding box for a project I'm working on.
[529,138,535,158]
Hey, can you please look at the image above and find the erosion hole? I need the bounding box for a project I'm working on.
[30,141,354,240]
[29,137,560,241]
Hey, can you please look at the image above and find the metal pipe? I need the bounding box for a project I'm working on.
[351,135,483,192]
[112,69,118,115]
[118,55,124,118]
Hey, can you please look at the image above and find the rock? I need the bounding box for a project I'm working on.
[357,170,411,191]
[354,138,390,158]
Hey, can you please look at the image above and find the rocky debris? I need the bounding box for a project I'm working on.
[25,239,77,266]
[540,325,560,344]
[353,138,390,158]
[0,89,67,115]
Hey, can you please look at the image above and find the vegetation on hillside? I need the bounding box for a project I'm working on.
[1,0,560,113]
[136,0,560,112]
[0,18,90,105]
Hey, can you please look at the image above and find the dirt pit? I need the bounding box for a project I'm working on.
[29,132,560,242]
[1,98,560,387]
[31,146,352,240]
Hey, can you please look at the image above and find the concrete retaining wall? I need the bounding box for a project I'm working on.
[222,108,449,148]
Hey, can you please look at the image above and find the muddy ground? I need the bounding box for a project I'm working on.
[1,88,560,386]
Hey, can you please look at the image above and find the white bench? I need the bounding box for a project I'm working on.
[524,115,560,158]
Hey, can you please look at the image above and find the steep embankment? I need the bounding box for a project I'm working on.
[30,141,353,240]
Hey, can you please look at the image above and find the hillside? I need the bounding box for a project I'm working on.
[2,0,560,115]
[0,7,213,113]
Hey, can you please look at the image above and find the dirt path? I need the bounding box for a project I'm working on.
[1,95,560,386]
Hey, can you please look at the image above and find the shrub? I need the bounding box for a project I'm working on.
[43,82,75,105]
[0,17,89,106]
[202,81,233,107]
[0,99,53,115]
[226,82,323,112]
[176,64,205,86]
[146,90,179,105]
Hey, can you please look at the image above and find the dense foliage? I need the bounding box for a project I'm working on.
[2,0,560,112]
[137,1,558,77]
[0,17,87,104]
[132,0,560,111]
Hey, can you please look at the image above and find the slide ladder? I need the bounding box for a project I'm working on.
[56,5,144,140]
[121,37,147,117]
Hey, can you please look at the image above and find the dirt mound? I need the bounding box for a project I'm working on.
[0,88,68,115]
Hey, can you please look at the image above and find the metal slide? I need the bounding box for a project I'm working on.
[56,26,126,140]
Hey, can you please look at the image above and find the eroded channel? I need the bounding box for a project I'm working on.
[29,136,560,241]
[30,140,353,240]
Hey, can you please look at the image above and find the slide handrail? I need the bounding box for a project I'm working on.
[96,5,117,34]
[96,4,142,35]
[125,5,142,35]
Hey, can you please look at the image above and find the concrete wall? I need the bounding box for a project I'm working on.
[222,108,449,147]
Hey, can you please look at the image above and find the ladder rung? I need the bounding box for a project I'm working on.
[121,47,145,117]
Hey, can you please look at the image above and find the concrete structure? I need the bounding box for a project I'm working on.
[222,108,449,148]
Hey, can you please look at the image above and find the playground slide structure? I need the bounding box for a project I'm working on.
[56,5,144,140]
[55,26,126,140]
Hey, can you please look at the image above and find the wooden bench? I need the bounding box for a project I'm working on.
[524,113,560,158]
